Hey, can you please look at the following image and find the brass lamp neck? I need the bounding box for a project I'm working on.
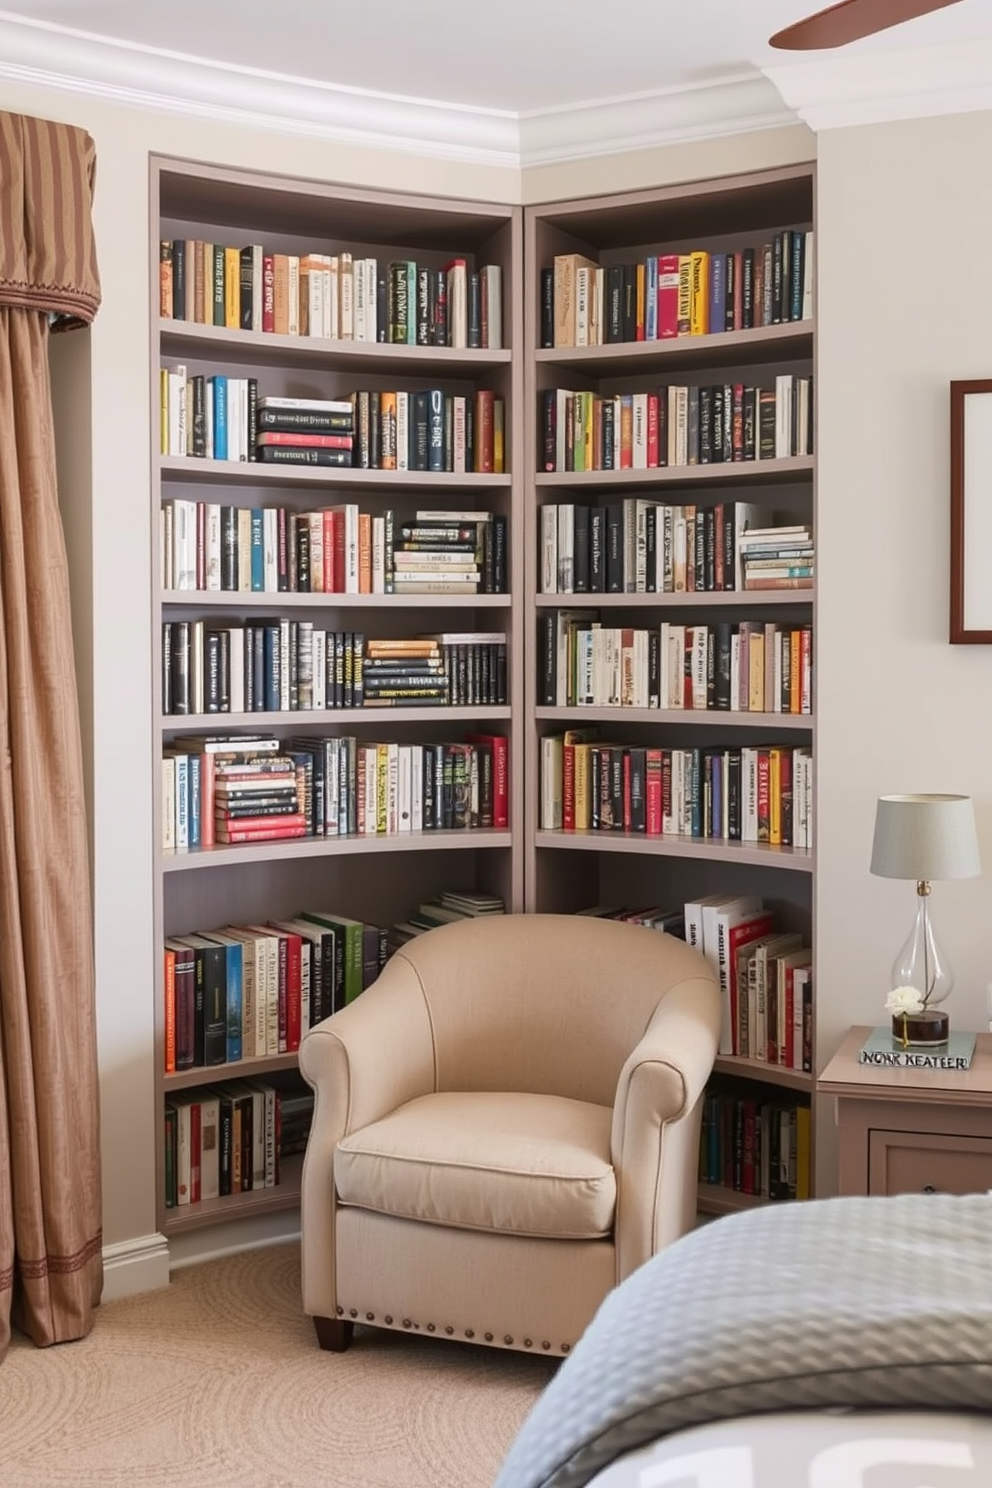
[916,880,932,898]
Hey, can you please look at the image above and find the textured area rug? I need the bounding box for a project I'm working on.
[1,1241,555,1487]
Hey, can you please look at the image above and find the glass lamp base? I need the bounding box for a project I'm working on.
[891,1009,950,1047]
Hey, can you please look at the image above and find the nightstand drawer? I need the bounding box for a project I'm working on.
[868,1129,992,1196]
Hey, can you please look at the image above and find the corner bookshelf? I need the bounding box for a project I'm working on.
[151,157,523,1237]
[523,164,817,1216]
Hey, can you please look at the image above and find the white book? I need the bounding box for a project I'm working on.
[742,747,759,842]
[161,757,176,850]
[555,388,568,471]
[339,252,354,338]
[371,516,386,594]
[262,509,278,593]
[540,735,563,830]
[775,374,793,459]
[397,744,412,832]
[396,391,409,472]
[287,256,300,337]
[325,256,337,339]
[228,627,245,714]
[541,505,558,594]
[631,392,648,470]
[204,504,222,591]
[684,893,727,957]
[711,898,764,1056]
[484,263,502,350]
[575,265,591,347]
[557,505,574,594]
[802,230,814,320]
[410,743,424,832]
[311,629,326,710]
[256,395,354,414]
[353,255,366,341]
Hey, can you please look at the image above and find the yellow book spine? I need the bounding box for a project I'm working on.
[573,393,586,474]
[769,747,782,845]
[690,250,710,336]
[790,628,802,714]
[677,254,693,335]
[635,262,646,339]
[748,635,764,713]
[376,744,389,834]
[582,391,594,472]
[619,395,633,465]
[573,743,592,831]
[493,397,504,474]
[160,367,169,455]
[224,246,240,330]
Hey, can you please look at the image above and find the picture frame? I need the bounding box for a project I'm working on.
[950,379,992,643]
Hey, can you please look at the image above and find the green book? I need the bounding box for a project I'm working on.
[298,910,364,1007]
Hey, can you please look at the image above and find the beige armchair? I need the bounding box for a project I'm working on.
[298,912,720,1357]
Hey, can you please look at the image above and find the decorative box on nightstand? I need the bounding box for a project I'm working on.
[818,1025,992,1197]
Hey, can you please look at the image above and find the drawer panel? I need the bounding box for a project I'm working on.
[868,1128,992,1197]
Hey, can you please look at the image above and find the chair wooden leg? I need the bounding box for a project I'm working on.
[314,1316,354,1352]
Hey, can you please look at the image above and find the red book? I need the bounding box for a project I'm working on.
[646,393,659,468]
[727,914,774,1057]
[464,733,509,829]
[262,255,275,333]
[657,253,680,339]
[562,743,576,832]
[733,253,744,332]
[255,431,353,449]
[214,816,307,844]
[757,750,771,841]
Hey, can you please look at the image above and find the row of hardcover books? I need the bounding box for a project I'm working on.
[162,501,509,598]
[541,377,812,472]
[699,1092,812,1201]
[541,614,812,715]
[545,232,814,348]
[162,731,510,850]
[164,1081,315,1207]
[686,892,813,1066]
[163,627,509,716]
[159,239,503,349]
[539,499,810,596]
[164,910,388,1072]
[540,735,813,849]
[161,372,506,474]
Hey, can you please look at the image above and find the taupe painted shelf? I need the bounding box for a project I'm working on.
[162,828,513,873]
[163,1051,301,1094]
[534,706,812,730]
[162,318,512,373]
[535,455,813,490]
[713,1055,813,1092]
[161,706,512,730]
[536,319,813,374]
[162,589,512,609]
[534,590,813,608]
[159,454,512,490]
[533,829,814,872]
[162,1153,304,1236]
[696,1183,772,1218]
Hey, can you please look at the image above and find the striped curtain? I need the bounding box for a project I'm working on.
[0,112,102,1357]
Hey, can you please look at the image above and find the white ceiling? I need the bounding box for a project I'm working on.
[1,0,992,163]
[4,0,992,114]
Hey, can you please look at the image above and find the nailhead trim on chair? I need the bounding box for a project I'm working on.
[426,1323,435,1332]
[445,1326,454,1335]
[349,1309,358,1318]
[465,1329,474,1338]
[385,1315,393,1324]
[329,1308,570,1353]
[484,1332,493,1341]
[542,1341,551,1350]
[504,1335,513,1345]
[524,1338,533,1348]
[366,1312,374,1321]
[336,1306,344,1316]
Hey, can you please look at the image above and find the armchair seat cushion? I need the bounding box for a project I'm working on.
[334,1090,615,1239]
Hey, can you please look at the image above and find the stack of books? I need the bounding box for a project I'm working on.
[254,395,354,469]
[388,889,504,953]
[739,525,813,591]
[362,639,449,708]
[392,513,485,595]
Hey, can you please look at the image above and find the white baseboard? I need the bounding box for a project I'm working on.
[101,1233,170,1302]
[167,1210,301,1271]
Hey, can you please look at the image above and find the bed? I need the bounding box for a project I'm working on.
[493,1192,992,1488]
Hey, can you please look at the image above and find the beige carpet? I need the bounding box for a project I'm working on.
[2,1242,556,1487]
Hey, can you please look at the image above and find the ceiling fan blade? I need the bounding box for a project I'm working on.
[770,0,963,50]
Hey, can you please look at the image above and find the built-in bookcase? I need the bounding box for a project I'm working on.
[523,164,817,1216]
[151,158,523,1236]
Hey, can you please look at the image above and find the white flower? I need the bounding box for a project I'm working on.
[886,985,925,1017]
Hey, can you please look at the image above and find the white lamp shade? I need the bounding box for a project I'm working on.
[870,793,981,881]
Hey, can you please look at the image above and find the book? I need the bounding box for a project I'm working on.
[858,1027,976,1072]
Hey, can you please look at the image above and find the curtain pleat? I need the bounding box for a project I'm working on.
[0,112,102,1359]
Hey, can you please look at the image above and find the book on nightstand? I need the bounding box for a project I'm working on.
[858,1027,976,1072]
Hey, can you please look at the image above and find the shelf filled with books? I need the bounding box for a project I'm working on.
[152,157,523,1237]
[524,163,816,1213]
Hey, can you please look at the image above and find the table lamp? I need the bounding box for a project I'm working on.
[870,793,981,1046]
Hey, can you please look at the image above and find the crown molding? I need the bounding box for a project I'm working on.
[518,73,796,167]
[0,12,797,170]
[762,37,992,132]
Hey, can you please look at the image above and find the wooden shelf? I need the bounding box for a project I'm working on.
[535,706,812,731]
[161,1153,303,1235]
[536,320,813,375]
[534,590,813,609]
[161,589,512,610]
[696,1183,773,1218]
[158,455,513,491]
[534,829,814,873]
[535,456,813,490]
[162,706,512,731]
[161,318,512,374]
[163,827,513,873]
[163,1052,300,1093]
[712,1055,813,1092]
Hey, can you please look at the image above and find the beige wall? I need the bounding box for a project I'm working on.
[815,111,992,1185]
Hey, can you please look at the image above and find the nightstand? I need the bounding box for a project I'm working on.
[818,1025,992,1197]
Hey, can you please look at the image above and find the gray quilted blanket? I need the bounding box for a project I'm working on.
[494,1193,992,1488]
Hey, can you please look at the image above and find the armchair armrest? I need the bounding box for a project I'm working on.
[611,973,721,1280]
[298,949,436,1318]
